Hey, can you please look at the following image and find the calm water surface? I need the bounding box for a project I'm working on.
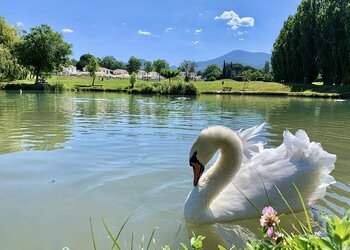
[0,91,349,249]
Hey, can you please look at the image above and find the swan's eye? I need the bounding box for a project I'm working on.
[189,151,204,168]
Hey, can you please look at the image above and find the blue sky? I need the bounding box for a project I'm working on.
[1,0,301,65]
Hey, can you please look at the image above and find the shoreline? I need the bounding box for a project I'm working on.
[1,81,349,99]
[1,88,347,99]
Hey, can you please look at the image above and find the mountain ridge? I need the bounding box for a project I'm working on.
[195,50,271,71]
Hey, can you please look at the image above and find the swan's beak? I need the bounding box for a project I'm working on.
[192,162,204,187]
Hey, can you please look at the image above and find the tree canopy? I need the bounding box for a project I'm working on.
[14,24,72,83]
[153,59,169,81]
[85,56,99,85]
[99,55,125,70]
[76,54,94,71]
[272,0,350,85]
[127,56,142,74]
[179,60,196,82]
[0,17,26,80]
[160,69,179,83]
[203,64,222,81]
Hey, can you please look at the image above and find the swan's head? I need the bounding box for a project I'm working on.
[189,128,221,186]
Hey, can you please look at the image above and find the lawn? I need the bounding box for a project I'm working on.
[1,76,349,98]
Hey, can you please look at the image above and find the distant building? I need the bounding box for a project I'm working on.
[96,67,111,76]
[61,65,77,76]
[179,72,198,80]
[112,69,130,78]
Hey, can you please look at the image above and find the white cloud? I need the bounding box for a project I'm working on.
[138,30,151,35]
[194,28,202,34]
[198,13,204,16]
[185,29,191,33]
[165,27,173,32]
[16,21,24,27]
[215,10,254,30]
[62,28,74,33]
[192,41,200,45]
[122,22,126,26]
[239,38,244,41]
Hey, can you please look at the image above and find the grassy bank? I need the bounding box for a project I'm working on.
[2,77,350,98]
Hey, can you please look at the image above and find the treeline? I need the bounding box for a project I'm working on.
[221,61,272,81]
[272,0,350,85]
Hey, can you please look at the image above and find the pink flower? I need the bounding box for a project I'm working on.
[267,227,278,239]
[260,206,280,228]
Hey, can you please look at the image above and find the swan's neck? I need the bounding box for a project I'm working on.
[199,132,243,210]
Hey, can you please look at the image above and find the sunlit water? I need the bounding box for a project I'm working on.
[0,91,349,249]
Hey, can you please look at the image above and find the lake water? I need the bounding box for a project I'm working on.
[0,91,349,249]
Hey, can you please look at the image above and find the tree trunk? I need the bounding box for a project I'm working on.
[35,68,40,84]
[92,74,96,85]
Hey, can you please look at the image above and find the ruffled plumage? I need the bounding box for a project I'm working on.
[184,124,336,224]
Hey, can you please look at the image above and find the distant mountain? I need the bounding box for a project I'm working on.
[195,50,271,71]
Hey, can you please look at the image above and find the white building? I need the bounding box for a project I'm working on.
[61,65,78,76]
[112,69,130,78]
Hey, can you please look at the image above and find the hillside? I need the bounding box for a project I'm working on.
[195,50,271,71]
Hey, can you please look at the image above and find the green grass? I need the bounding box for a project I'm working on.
[2,76,350,98]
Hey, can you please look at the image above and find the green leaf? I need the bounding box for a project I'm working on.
[180,242,189,250]
[190,233,205,249]
[217,244,227,250]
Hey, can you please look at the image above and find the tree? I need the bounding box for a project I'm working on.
[143,61,153,80]
[14,24,72,83]
[127,56,142,74]
[86,56,99,85]
[203,64,222,81]
[272,0,350,85]
[179,60,196,82]
[153,59,169,81]
[0,17,19,48]
[99,55,125,70]
[76,54,94,71]
[264,61,270,74]
[242,70,252,82]
[160,69,179,83]
[129,72,136,89]
[0,17,26,80]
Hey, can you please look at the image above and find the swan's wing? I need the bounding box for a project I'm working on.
[237,123,265,161]
[210,129,336,221]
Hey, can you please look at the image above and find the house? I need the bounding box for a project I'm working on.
[96,67,111,77]
[112,69,130,78]
[61,65,78,76]
[179,72,198,80]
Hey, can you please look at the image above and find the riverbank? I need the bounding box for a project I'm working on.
[1,77,349,98]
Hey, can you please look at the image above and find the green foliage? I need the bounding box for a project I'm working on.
[264,71,274,82]
[127,56,142,74]
[143,61,153,74]
[99,55,125,70]
[272,0,350,85]
[160,69,179,83]
[179,60,196,82]
[0,17,27,81]
[153,59,170,81]
[264,61,270,74]
[129,72,137,89]
[43,82,66,92]
[13,24,72,83]
[0,17,19,48]
[242,70,253,82]
[157,81,198,95]
[85,56,99,85]
[76,54,94,71]
[203,64,222,81]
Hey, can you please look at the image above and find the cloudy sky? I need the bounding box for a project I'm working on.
[1,0,301,65]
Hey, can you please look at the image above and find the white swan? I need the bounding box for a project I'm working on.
[184,124,336,224]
